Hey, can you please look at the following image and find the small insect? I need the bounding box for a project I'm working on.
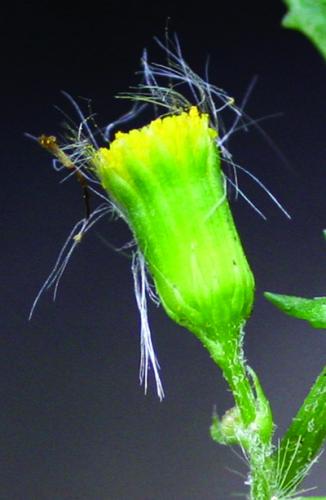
[38,134,91,222]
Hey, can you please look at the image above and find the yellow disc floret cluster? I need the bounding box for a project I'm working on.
[95,106,217,182]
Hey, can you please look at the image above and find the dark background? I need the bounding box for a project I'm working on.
[1,1,325,499]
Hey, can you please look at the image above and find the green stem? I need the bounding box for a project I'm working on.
[222,352,256,425]
[249,453,274,500]
[206,331,276,499]
[206,333,257,425]
[220,344,275,500]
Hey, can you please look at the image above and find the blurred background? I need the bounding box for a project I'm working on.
[1,1,325,498]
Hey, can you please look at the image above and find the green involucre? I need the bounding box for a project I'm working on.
[93,107,255,368]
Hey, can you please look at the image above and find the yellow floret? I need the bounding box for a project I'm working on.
[95,106,217,181]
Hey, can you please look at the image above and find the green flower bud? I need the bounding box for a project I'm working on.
[92,106,255,364]
[210,367,273,449]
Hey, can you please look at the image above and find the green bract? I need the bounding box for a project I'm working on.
[92,107,255,367]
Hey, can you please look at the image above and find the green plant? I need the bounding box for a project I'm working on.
[32,26,325,500]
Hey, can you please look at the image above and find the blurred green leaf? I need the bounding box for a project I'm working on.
[264,291,326,328]
[282,0,326,60]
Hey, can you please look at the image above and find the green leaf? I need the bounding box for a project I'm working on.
[264,292,326,328]
[274,367,326,494]
[282,0,326,60]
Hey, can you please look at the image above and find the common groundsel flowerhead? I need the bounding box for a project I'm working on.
[92,105,255,370]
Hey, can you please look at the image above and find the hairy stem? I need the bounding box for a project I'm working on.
[206,331,276,499]
[221,344,256,425]
[249,452,274,500]
[206,332,256,425]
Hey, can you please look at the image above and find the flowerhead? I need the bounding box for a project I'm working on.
[92,106,255,364]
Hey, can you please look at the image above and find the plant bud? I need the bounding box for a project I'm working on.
[93,107,255,361]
